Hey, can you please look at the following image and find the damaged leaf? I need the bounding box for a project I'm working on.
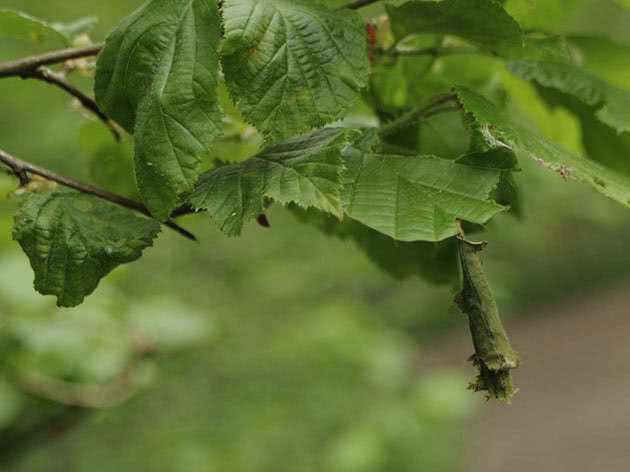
[454,236,519,401]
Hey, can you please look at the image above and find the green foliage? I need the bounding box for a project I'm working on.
[12,192,160,307]
[386,0,523,56]
[221,0,370,143]
[292,207,460,284]
[456,87,630,208]
[341,151,505,242]
[95,0,223,219]
[5,0,630,401]
[190,128,350,235]
[508,60,630,133]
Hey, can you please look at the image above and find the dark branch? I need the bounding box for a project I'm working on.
[0,43,104,78]
[29,67,121,141]
[0,148,197,241]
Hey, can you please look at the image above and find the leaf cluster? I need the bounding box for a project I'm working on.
[4,0,630,397]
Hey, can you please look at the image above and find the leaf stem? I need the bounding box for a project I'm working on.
[0,148,197,241]
[379,93,460,137]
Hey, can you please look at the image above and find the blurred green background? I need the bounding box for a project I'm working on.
[2,1,630,471]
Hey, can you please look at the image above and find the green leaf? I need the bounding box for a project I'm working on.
[534,85,630,176]
[456,86,630,208]
[507,60,630,133]
[189,128,352,236]
[95,0,223,220]
[454,237,519,401]
[292,207,459,284]
[341,150,505,242]
[0,9,96,45]
[13,192,161,307]
[0,9,87,44]
[220,0,370,143]
[386,0,524,56]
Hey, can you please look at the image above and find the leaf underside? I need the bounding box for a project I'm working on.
[292,207,459,284]
[13,192,161,308]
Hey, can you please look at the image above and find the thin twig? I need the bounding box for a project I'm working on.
[0,149,197,241]
[30,67,121,141]
[343,0,381,9]
[0,43,104,78]
[379,93,460,137]
[0,44,119,140]
[374,45,481,58]
[16,342,157,409]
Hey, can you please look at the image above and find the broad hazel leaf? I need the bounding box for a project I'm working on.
[220,0,370,143]
[455,237,519,401]
[386,0,524,56]
[13,192,161,307]
[507,60,630,133]
[189,128,352,236]
[95,0,223,220]
[455,86,630,208]
[341,151,505,243]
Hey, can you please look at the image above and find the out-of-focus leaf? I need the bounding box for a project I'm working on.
[221,0,369,143]
[128,298,213,351]
[386,0,524,56]
[13,192,161,307]
[0,9,95,45]
[50,17,98,41]
[190,128,352,236]
[507,60,630,133]
[292,207,459,284]
[534,86,630,176]
[95,0,223,220]
[564,0,630,45]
